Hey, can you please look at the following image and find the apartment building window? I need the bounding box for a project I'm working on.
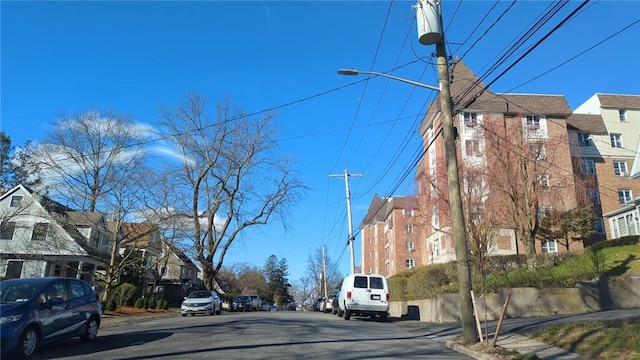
[614,161,628,176]
[368,238,372,244]
[541,239,558,254]
[537,174,550,190]
[464,112,478,127]
[31,223,49,241]
[405,259,415,269]
[586,188,600,205]
[537,206,553,218]
[433,238,440,257]
[368,252,372,259]
[1,221,16,241]
[465,139,482,157]
[619,109,627,122]
[595,218,605,234]
[525,115,541,130]
[580,160,596,175]
[432,211,439,228]
[577,133,591,146]
[405,241,415,251]
[529,143,547,160]
[405,224,413,234]
[618,190,633,204]
[610,134,623,148]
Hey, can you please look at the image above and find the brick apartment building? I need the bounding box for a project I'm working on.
[360,59,639,277]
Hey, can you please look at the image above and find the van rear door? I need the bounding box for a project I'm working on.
[351,275,386,306]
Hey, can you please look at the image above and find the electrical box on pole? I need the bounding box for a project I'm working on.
[415,0,443,45]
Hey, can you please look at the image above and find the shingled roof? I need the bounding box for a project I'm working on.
[566,113,607,133]
[597,94,640,109]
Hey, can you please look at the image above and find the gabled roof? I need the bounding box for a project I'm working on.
[360,194,418,227]
[566,113,607,133]
[597,94,640,109]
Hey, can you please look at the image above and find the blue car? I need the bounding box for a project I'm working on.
[0,277,102,359]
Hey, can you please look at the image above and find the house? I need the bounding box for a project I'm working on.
[0,184,105,283]
[155,241,202,305]
[416,59,582,264]
[360,195,421,277]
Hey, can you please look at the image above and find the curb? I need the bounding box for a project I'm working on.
[445,340,500,360]
[100,311,179,329]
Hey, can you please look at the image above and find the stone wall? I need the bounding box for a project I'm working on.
[389,276,640,323]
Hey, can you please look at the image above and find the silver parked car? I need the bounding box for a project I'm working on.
[181,290,222,316]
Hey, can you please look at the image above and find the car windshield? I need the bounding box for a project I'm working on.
[236,296,250,301]
[188,291,212,299]
[0,279,47,304]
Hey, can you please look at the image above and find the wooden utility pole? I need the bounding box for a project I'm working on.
[417,0,478,344]
[329,168,363,274]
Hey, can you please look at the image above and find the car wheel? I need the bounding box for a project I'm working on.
[216,307,222,315]
[182,314,187,317]
[80,316,99,342]
[18,326,39,359]
[344,309,351,320]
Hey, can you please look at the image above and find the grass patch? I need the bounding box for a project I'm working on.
[530,318,640,360]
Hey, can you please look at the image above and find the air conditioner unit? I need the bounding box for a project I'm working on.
[621,171,629,177]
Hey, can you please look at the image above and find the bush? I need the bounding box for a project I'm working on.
[148,298,157,310]
[134,297,145,309]
[111,283,138,308]
[591,236,639,251]
[157,299,168,309]
[143,298,150,309]
[106,298,117,311]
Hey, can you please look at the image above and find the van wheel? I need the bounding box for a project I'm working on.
[344,309,351,320]
[380,313,388,322]
[337,308,344,317]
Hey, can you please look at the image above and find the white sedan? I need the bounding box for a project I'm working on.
[181,290,222,316]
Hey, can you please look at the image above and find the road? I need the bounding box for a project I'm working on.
[32,311,474,360]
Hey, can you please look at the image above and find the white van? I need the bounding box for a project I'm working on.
[338,273,389,321]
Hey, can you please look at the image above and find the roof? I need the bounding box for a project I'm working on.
[360,194,418,227]
[597,94,640,109]
[566,113,607,133]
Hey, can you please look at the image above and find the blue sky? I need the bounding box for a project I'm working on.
[2,1,639,281]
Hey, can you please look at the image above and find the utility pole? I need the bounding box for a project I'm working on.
[322,244,328,298]
[329,168,363,274]
[417,0,478,344]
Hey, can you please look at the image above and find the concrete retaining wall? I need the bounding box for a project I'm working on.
[389,276,640,323]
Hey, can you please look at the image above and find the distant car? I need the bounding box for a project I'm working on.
[232,295,253,312]
[249,294,262,311]
[181,290,222,316]
[323,294,337,313]
[312,297,325,311]
[0,277,102,359]
[260,301,273,311]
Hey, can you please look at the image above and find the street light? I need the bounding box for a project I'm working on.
[338,62,478,344]
[337,69,441,92]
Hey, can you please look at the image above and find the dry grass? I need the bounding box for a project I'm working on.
[104,306,169,316]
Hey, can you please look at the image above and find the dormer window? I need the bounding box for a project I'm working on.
[10,196,22,207]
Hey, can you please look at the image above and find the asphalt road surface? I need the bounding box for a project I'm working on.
[29,310,474,360]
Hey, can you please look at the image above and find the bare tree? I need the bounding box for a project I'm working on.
[36,109,148,212]
[30,109,155,301]
[305,246,342,299]
[157,93,303,290]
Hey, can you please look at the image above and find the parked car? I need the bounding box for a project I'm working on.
[231,295,253,312]
[181,290,222,316]
[0,277,102,359]
[312,297,324,311]
[331,291,340,315]
[322,293,337,313]
[260,301,273,311]
[249,294,262,311]
[338,273,389,321]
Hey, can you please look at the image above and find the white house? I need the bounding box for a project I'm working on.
[0,185,105,282]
